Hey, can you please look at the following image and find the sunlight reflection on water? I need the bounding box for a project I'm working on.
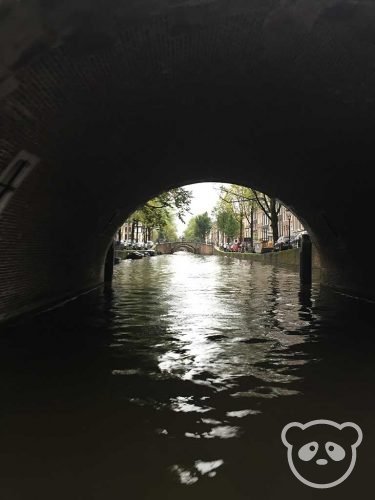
[108,254,320,485]
[2,252,373,499]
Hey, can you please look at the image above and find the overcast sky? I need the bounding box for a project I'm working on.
[176,182,226,236]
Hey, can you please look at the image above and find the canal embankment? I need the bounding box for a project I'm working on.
[213,246,320,273]
[115,244,321,280]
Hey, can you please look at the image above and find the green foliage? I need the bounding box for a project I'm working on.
[195,212,212,241]
[183,218,198,241]
[184,212,212,242]
[158,218,178,241]
[126,187,192,241]
[217,184,257,226]
[214,183,281,243]
[145,187,192,223]
[216,209,239,238]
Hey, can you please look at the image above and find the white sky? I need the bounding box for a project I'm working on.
[175,182,226,236]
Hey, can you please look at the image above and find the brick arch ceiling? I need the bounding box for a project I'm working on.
[1,0,375,321]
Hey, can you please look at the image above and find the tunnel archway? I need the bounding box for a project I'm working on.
[1,0,375,321]
[171,245,197,255]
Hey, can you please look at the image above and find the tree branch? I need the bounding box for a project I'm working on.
[252,191,270,219]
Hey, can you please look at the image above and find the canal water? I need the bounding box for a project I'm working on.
[0,253,374,499]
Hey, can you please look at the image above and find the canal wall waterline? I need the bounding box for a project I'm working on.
[213,246,321,272]
[114,245,321,272]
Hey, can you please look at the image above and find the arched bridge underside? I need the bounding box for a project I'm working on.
[1,0,375,321]
[156,243,213,255]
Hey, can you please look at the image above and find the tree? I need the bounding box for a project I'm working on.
[215,185,255,244]
[144,187,192,223]
[250,190,281,243]
[158,218,178,241]
[126,187,192,241]
[216,209,239,241]
[183,212,212,242]
[218,184,281,244]
[194,212,212,241]
[183,218,198,241]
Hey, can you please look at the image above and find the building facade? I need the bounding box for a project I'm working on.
[116,220,150,244]
[213,203,305,251]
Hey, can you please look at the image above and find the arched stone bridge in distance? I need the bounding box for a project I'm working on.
[155,242,214,255]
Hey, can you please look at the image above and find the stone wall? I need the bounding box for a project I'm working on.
[213,246,320,272]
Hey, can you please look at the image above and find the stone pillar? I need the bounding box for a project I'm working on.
[300,234,312,284]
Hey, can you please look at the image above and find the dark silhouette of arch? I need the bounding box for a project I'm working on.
[171,244,197,254]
